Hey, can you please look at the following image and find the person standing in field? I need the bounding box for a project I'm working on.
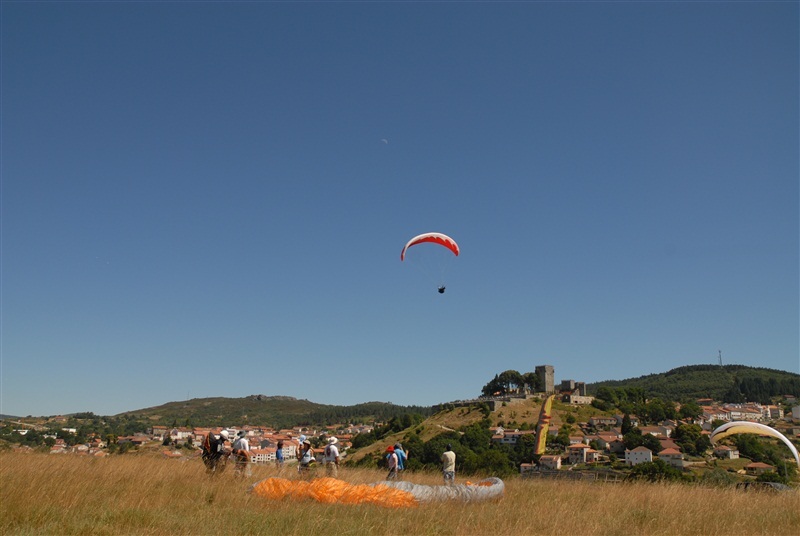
[201,429,229,475]
[298,440,315,475]
[441,443,456,485]
[324,437,340,478]
[275,440,285,471]
[393,442,407,477]
[385,445,399,480]
[232,430,250,477]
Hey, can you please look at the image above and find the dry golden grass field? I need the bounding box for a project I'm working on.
[1,451,798,536]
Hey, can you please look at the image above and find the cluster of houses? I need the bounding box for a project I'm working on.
[128,423,370,463]
[18,421,374,462]
[507,399,800,476]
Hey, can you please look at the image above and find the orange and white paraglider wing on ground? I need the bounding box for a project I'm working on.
[710,421,800,466]
[250,477,504,508]
[400,232,460,261]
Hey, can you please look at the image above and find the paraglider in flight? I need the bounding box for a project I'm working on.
[710,421,800,466]
[401,232,459,293]
[400,232,460,261]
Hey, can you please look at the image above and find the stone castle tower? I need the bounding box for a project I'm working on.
[535,365,555,394]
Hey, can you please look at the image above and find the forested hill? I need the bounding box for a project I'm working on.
[118,395,435,429]
[588,365,800,404]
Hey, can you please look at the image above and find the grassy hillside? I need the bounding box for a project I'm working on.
[119,395,435,429]
[588,365,800,403]
[345,398,615,465]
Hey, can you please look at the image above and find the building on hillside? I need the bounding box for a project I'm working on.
[762,406,783,420]
[117,435,149,446]
[520,458,563,474]
[657,438,681,452]
[491,429,535,446]
[713,445,739,460]
[592,434,620,451]
[519,463,536,475]
[249,448,276,464]
[589,416,617,428]
[568,435,587,445]
[625,446,653,466]
[657,448,684,469]
[567,444,591,464]
[725,405,762,422]
[565,394,595,405]
[169,427,193,441]
[640,425,672,438]
[745,462,775,476]
[539,455,562,470]
[536,365,555,394]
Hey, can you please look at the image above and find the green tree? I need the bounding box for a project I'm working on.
[621,414,633,435]
[522,372,540,392]
[679,401,702,421]
[481,374,504,397]
[477,448,516,477]
[700,468,737,488]
[461,423,491,454]
[623,428,644,450]
[672,424,707,456]
[628,459,687,482]
[641,434,662,453]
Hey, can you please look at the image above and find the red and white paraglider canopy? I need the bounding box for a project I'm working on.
[400,232,460,261]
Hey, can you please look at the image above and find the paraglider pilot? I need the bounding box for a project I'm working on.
[438,286,446,294]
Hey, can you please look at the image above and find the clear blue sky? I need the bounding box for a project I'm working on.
[2,2,798,417]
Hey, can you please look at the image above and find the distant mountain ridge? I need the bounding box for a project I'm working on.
[118,395,436,429]
[587,364,800,403]
[9,365,798,423]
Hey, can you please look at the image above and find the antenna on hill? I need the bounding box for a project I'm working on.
[718,350,723,366]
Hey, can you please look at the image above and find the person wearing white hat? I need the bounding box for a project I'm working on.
[324,437,340,478]
[298,439,315,475]
[232,431,251,477]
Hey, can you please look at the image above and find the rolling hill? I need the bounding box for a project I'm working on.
[587,365,800,403]
[49,364,798,430]
[118,395,435,429]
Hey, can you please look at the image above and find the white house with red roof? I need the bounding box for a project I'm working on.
[713,445,739,460]
[625,446,653,466]
[657,448,684,469]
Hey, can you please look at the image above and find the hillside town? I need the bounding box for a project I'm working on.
[18,396,799,477]
[5,366,800,480]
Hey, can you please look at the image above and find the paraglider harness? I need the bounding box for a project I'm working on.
[201,433,228,474]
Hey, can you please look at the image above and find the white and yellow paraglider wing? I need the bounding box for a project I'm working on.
[710,421,800,466]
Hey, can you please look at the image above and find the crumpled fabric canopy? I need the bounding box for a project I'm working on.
[380,477,505,503]
[250,477,504,508]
